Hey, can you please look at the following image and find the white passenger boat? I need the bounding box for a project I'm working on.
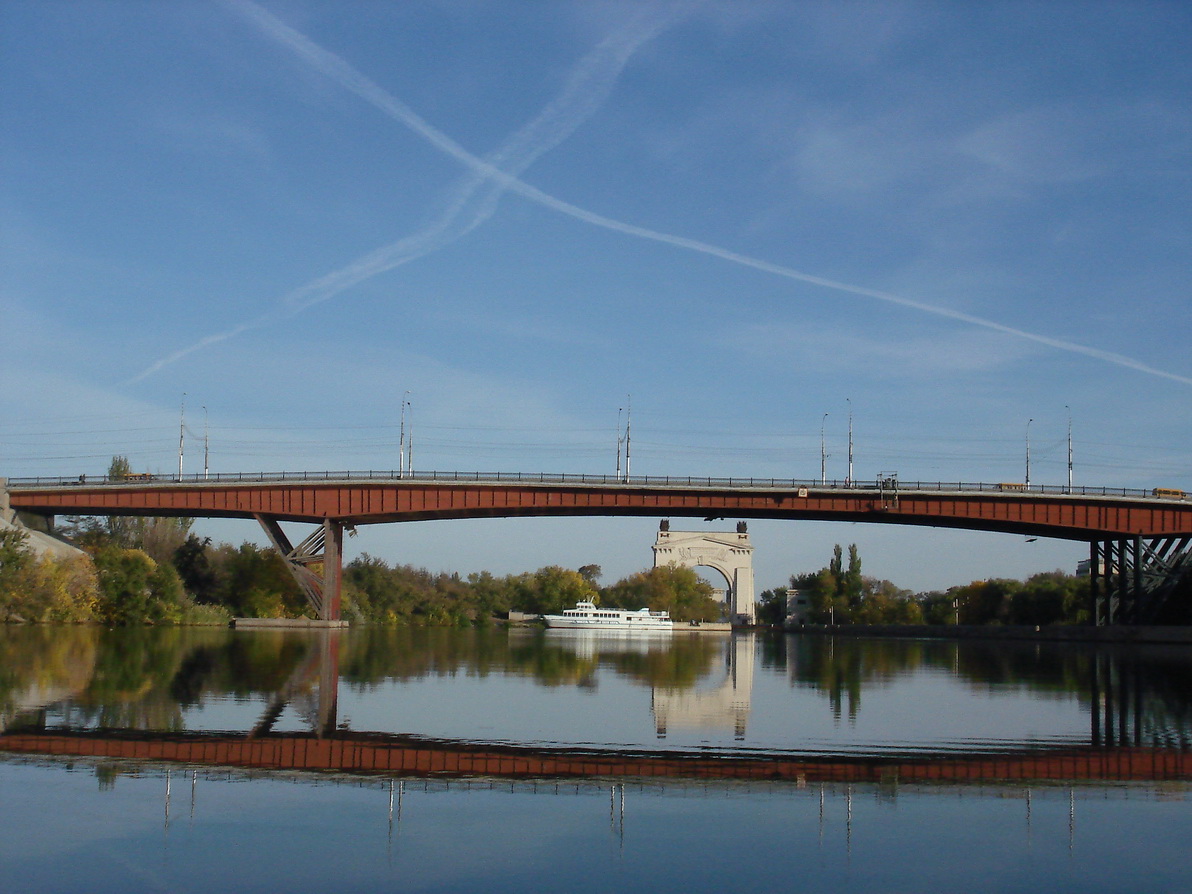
[543,600,673,631]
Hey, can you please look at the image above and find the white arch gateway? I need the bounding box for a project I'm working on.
[652,521,755,624]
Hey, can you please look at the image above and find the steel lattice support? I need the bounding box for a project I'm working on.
[256,515,343,621]
[1089,535,1192,625]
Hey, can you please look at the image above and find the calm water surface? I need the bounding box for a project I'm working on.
[1,625,1190,892]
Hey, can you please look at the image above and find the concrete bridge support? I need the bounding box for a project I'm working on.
[256,516,343,621]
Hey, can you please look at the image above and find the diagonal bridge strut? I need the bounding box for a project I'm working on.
[255,515,344,621]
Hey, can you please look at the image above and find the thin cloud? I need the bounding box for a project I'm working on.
[134,0,1191,389]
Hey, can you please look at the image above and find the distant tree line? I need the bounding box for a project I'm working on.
[340,558,721,626]
[756,542,1097,627]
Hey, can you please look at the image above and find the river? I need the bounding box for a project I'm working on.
[1,624,1189,892]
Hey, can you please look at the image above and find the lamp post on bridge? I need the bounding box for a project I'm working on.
[1066,406,1073,493]
[203,406,209,481]
[820,413,829,486]
[1025,418,1033,489]
[399,391,411,478]
[846,398,853,486]
[178,393,186,480]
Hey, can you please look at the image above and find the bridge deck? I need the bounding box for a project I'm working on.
[6,472,1191,539]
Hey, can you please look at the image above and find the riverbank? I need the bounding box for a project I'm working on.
[789,623,1192,645]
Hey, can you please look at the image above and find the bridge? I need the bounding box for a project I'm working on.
[5,471,1191,624]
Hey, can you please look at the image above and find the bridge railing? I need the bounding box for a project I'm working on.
[4,470,1176,500]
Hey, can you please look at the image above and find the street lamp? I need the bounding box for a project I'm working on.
[203,406,209,480]
[178,393,186,480]
[1065,406,1073,492]
[820,413,829,485]
[1025,418,1033,488]
[399,391,411,477]
[846,398,853,486]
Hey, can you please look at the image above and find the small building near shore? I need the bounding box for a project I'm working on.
[785,588,814,626]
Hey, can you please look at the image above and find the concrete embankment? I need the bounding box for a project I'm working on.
[672,621,732,634]
[1,479,85,562]
[790,624,1192,645]
[232,618,350,629]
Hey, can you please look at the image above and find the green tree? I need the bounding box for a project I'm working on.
[0,529,102,622]
[844,544,863,608]
[210,543,307,619]
[755,587,788,626]
[510,566,598,615]
[93,546,186,625]
[0,528,32,620]
[603,565,720,622]
[174,534,217,603]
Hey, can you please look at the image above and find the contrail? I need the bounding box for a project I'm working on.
[502,187,1192,386]
[135,0,1190,388]
[129,0,693,382]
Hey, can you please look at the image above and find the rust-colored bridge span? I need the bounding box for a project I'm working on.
[2,729,1189,786]
[6,472,1191,623]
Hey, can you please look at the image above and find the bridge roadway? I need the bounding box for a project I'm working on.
[6,472,1191,622]
[7,471,1190,537]
[2,728,1188,786]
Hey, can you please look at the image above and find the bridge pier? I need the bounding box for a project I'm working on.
[256,516,343,621]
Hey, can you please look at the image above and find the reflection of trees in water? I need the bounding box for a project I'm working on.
[168,631,316,704]
[3,626,726,731]
[599,637,720,689]
[1,626,307,732]
[6,624,1192,746]
[342,627,513,686]
[0,626,98,723]
[778,636,930,721]
[767,632,1192,739]
[341,627,720,690]
[77,627,262,730]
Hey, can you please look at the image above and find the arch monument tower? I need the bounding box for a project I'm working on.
[652,521,755,624]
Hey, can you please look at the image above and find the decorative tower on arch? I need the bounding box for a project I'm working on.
[652,520,755,624]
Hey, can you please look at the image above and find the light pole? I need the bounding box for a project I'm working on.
[1065,406,1073,492]
[203,406,209,480]
[846,398,853,486]
[624,395,631,482]
[399,391,410,477]
[178,393,186,479]
[820,413,829,485]
[406,401,413,473]
[616,406,623,480]
[1025,418,1033,488]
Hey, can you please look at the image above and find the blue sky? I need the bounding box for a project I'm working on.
[2,0,1189,593]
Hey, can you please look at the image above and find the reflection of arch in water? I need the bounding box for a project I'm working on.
[652,524,755,623]
[652,633,755,740]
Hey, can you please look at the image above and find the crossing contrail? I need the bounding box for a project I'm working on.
[133,0,1191,388]
[129,0,695,382]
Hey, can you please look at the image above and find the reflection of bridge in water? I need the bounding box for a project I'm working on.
[3,728,1189,785]
[3,630,1190,785]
